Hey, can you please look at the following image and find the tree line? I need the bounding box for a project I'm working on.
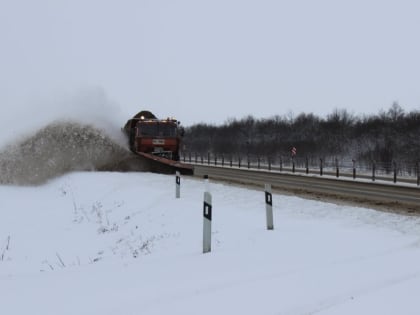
[182,103,420,168]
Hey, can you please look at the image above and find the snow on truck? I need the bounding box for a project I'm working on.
[123,110,184,161]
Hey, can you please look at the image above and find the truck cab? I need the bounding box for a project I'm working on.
[123,111,182,161]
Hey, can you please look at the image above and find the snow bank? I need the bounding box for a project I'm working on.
[1,172,420,314]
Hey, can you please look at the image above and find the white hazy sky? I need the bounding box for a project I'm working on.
[1,0,419,126]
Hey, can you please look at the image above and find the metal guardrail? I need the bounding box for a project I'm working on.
[182,153,420,186]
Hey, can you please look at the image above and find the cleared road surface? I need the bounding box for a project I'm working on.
[192,164,420,213]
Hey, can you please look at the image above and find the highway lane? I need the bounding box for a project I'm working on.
[191,164,420,212]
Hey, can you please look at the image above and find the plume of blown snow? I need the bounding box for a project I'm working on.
[0,121,151,185]
[0,87,127,148]
[0,87,151,185]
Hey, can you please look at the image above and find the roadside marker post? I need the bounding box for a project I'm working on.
[203,175,212,253]
[265,184,274,230]
[175,171,180,198]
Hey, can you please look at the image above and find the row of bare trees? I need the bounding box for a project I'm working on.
[182,103,420,169]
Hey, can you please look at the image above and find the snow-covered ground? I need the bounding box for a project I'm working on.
[1,172,420,314]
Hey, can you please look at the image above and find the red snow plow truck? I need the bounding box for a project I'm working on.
[123,110,184,161]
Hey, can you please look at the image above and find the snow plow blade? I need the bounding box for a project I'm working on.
[137,152,194,175]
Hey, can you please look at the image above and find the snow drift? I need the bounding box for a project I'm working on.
[2,172,420,314]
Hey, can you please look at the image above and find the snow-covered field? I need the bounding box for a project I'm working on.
[1,172,420,314]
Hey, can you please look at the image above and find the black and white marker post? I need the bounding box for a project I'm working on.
[175,171,181,198]
[203,175,212,253]
[265,184,274,230]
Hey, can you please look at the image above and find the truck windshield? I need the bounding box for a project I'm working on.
[138,122,177,137]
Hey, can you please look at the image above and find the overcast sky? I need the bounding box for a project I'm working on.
[1,0,419,127]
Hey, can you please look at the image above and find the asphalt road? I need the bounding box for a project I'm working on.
[191,164,420,213]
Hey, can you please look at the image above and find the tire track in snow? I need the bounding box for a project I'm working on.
[288,270,420,315]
